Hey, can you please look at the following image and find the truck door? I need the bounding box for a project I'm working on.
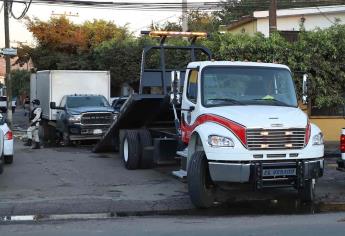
[181,69,199,143]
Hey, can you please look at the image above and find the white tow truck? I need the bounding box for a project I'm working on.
[171,61,324,207]
[94,31,324,208]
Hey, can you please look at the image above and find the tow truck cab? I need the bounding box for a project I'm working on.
[177,61,324,208]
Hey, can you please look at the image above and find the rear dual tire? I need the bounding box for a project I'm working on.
[120,129,153,170]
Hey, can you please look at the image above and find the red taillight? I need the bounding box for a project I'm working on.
[340,135,345,153]
[305,122,311,145]
[5,131,13,140]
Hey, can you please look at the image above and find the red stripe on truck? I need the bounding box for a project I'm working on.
[181,113,247,145]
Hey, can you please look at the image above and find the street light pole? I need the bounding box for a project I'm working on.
[3,0,13,128]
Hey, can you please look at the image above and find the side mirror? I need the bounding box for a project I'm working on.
[302,74,308,105]
[170,71,181,105]
[50,102,56,109]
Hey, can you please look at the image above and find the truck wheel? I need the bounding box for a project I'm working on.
[139,129,153,169]
[63,132,71,146]
[187,151,216,208]
[0,157,4,174]
[120,130,140,170]
[4,155,13,164]
[299,179,316,202]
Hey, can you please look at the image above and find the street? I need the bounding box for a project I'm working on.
[1,213,345,236]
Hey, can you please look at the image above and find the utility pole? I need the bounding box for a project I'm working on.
[269,0,277,35]
[3,0,13,127]
[182,0,188,32]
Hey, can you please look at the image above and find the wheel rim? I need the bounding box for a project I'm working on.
[123,138,129,163]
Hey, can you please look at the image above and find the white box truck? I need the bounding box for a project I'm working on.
[31,70,115,144]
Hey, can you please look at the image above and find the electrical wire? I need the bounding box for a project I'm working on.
[9,0,33,20]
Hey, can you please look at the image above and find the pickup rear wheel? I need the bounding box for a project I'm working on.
[299,179,316,202]
[187,151,216,208]
[120,130,140,170]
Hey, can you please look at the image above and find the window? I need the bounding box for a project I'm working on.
[187,70,198,103]
[202,66,297,107]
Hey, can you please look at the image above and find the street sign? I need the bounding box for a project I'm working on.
[1,48,17,56]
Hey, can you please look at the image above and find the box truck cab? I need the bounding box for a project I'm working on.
[176,61,324,208]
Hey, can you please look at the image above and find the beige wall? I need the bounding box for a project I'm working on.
[257,12,345,37]
[227,21,257,35]
[310,117,345,142]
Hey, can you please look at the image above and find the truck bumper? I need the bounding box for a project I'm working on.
[208,158,324,189]
[68,124,110,141]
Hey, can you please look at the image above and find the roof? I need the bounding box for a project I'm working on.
[226,16,256,31]
[226,5,345,31]
[254,5,345,18]
[188,61,290,71]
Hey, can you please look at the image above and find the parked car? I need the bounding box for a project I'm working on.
[0,114,14,164]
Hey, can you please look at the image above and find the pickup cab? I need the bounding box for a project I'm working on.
[51,94,115,145]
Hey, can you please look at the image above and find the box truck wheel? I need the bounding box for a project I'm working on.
[187,151,216,208]
[299,179,316,202]
[139,129,153,169]
[120,130,140,170]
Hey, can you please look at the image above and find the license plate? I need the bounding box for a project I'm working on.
[262,168,296,177]
[93,129,103,135]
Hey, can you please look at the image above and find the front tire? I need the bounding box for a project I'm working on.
[187,151,217,208]
[120,130,140,170]
[4,155,13,164]
[299,179,316,202]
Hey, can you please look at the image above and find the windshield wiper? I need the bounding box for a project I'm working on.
[252,98,290,106]
[207,98,244,105]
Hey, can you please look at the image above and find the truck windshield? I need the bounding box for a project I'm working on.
[202,66,298,107]
[67,96,110,108]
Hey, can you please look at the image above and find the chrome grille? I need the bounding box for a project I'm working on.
[81,112,113,125]
[246,128,306,150]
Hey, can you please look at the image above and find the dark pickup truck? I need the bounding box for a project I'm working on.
[50,94,115,145]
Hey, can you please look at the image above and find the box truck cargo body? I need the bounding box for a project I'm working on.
[31,70,111,121]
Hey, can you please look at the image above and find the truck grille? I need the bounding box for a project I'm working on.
[81,112,113,125]
[246,128,306,150]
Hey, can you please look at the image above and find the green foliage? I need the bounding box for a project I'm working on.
[21,15,345,108]
[203,24,345,108]
[11,70,31,97]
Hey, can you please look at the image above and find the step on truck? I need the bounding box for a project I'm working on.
[94,31,324,208]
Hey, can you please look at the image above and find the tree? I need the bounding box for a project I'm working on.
[11,70,30,97]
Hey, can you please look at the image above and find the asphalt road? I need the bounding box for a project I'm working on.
[1,108,345,217]
[1,213,345,236]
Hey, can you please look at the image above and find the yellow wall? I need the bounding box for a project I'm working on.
[310,117,345,141]
[227,21,257,36]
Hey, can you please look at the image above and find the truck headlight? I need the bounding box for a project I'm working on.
[68,115,81,123]
[208,135,234,147]
[312,132,324,145]
[113,113,118,120]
